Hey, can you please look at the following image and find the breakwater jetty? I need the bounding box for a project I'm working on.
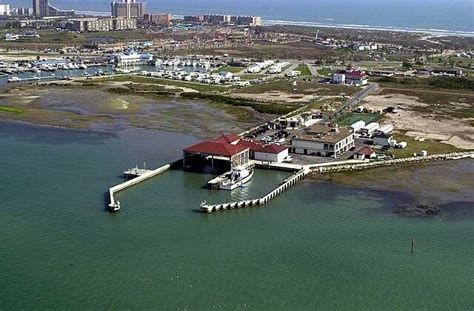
[108,163,171,212]
[200,152,473,213]
[311,152,473,174]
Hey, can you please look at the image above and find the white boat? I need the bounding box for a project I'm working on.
[219,166,254,191]
[7,76,21,83]
[109,201,121,212]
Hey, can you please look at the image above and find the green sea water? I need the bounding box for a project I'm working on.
[0,122,473,310]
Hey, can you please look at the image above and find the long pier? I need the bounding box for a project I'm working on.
[200,152,473,213]
[108,163,171,212]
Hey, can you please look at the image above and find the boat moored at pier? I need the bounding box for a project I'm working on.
[219,166,254,191]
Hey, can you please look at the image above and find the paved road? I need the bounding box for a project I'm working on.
[331,83,378,118]
[305,62,319,77]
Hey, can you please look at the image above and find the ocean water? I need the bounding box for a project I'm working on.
[0,121,473,310]
[9,0,474,34]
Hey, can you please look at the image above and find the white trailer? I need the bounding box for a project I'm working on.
[362,122,380,135]
[350,120,366,132]
[378,124,394,134]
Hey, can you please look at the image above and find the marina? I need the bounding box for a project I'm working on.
[105,151,473,214]
[1,0,473,309]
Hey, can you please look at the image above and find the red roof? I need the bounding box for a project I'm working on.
[238,139,288,154]
[213,134,241,144]
[184,141,249,157]
[355,146,375,156]
[345,70,367,79]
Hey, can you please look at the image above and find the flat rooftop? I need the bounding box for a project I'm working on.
[295,124,352,144]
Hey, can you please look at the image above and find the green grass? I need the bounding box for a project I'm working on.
[295,64,312,76]
[389,133,463,158]
[317,68,333,77]
[337,113,382,126]
[94,75,231,93]
[0,105,24,114]
[236,79,358,96]
[212,66,246,74]
[180,92,297,115]
[239,74,264,81]
[373,76,474,91]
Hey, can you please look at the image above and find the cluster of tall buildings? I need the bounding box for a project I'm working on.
[183,14,262,26]
[65,0,147,32]
[32,0,74,17]
[1,0,262,33]
[0,4,10,16]
[111,0,146,19]
[11,7,34,16]
[143,13,172,26]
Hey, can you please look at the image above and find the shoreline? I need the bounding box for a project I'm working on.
[263,20,474,37]
[71,11,474,37]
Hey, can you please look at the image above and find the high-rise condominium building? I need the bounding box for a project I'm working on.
[111,0,146,19]
[32,0,74,17]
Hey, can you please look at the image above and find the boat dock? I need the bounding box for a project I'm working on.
[200,167,310,213]
[199,152,473,213]
[108,163,172,212]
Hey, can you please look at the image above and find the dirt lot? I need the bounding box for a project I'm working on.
[361,89,474,149]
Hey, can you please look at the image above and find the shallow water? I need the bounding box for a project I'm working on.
[0,122,472,310]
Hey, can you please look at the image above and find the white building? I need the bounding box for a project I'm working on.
[332,73,345,84]
[112,50,153,67]
[267,62,289,74]
[239,140,289,163]
[352,42,378,51]
[219,71,233,79]
[290,124,355,158]
[286,70,300,77]
[246,60,274,73]
[0,4,10,16]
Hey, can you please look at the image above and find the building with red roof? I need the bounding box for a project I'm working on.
[353,146,376,160]
[238,139,289,163]
[332,69,368,86]
[183,134,290,172]
[183,141,249,158]
[183,134,250,172]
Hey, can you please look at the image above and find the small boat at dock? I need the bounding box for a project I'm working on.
[109,201,121,212]
[219,166,254,191]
